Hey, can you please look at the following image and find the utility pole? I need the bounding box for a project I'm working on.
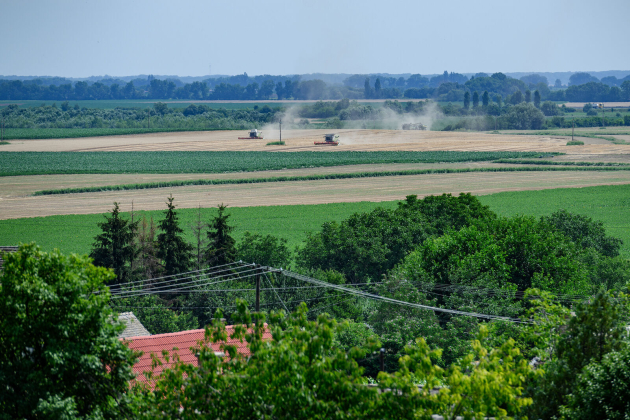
[1,113,4,142]
[572,117,575,142]
[279,119,282,143]
[255,264,260,312]
[380,348,385,372]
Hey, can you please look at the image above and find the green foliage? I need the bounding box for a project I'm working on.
[566,140,584,145]
[505,103,545,129]
[115,294,199,334]
[410,216,590,296]
[0,244,137,419]
[0,151,546,176]
[205,204,237,267]
[265,140,285,145]
[542,209,622,257]
[523,291,629,420]
[157,196,193,276]
[133,300,533,419]
[236,231,291,267]
[563,346,630,419]
[541,101,560,116]
[89,202,138,283]
[296,203,429,283]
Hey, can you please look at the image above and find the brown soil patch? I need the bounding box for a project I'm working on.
[3,170,630,219]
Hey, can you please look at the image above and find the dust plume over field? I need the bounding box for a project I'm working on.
[3,170,630,219]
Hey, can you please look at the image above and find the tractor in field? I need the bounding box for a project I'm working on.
[402,123,426,130]
[314,133,339,146]
[239,129,264,139]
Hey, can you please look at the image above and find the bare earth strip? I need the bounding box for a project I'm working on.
[0,162,526,198]
[3,171,630,219]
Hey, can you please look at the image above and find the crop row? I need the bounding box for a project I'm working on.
[33,166,630,196]
[492,159,630,166]
[0,151,548,176]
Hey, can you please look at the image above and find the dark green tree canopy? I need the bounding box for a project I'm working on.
[206,204,237,267]
[157,196,193,276]
[542,209,622,257]
[89,202,138,283]
[236,231,291,268]
[0,244,137,419]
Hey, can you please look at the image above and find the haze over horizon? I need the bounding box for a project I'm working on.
[1,0,629,78]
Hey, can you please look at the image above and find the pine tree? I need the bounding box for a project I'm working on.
[90,202,138,283]
[482,91,489,107]
[472,91,479,108]
[157,196,193,276]
[205,204,237,267]
[463,91,470,109]
[534,90,541,108]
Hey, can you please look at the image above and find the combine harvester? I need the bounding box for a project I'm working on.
[314,133,339,146]
[238,129,264,139]
[402,123,426,130]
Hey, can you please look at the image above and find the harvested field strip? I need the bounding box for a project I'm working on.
[0,151,548,176]
[492,159,630,166]
[1,127,232,140]
[33,166,630,196]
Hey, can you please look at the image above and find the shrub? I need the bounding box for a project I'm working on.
[567,140,584,145]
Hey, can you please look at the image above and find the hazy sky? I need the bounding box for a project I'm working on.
[1,0,628,77]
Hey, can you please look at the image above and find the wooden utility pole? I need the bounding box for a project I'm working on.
[255,264,260,312]
[572,117,575,142]
[279,120,282,143]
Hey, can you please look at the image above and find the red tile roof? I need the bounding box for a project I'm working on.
[122,325,271,385]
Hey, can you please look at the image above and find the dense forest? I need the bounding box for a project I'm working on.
[2,71,629,102]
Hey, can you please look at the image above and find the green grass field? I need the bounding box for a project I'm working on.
[1,184,629,258]
[0,151,545,176]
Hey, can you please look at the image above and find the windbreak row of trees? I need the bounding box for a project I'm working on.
[0,102,281,129]
[3,71,629,102]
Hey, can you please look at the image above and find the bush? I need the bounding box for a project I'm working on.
[566,140,584,145]
[587,109,598,116]
[504,103,545,129]
[541,101,560,116]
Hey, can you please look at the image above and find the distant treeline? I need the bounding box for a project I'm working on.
[2,71,629,103]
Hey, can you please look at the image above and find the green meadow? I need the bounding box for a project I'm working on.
[1,184,629,258]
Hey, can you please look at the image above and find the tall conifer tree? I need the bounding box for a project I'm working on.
[157,196,193,276]
[90,202,138,283]
[205,204,237,267]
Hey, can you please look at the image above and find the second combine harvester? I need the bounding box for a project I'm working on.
[314,133,339,146]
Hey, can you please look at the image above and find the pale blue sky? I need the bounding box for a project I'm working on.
[1,0,628,77]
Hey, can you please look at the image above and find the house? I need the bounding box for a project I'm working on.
[117,312,151,339]
[122,325,272,385]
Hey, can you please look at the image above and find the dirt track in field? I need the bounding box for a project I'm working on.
[3,170,630,219]
[4,129,630,154]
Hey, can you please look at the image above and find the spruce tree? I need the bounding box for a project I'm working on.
[135,215,161,280]
[157,196,193,276]
[90,202,138,283]
[191,205,208,270]
[205,204,237,267]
